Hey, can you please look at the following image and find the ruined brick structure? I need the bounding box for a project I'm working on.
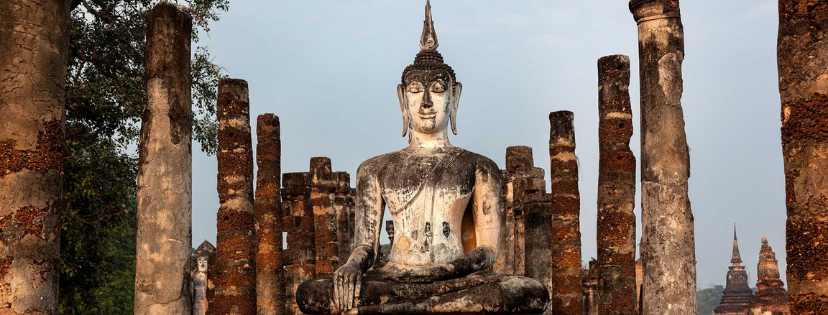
[210,79,257,315]
[310,158,338,279]
[493,147,529,276]
[504,147,554,314]
[134,4,193,314]
[778,0,828,312]
[714,228,753,315]
[629,1,697,313]
[747,236,789,315]
[255,114,284,315]
[281,171,315,315]
[596,54,638,315]
[549,111,584,315]
[280,160,355,315]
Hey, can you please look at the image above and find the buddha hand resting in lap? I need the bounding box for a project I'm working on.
[296,2,549,314]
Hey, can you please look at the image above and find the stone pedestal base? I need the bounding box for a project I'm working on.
[297,271,549,314]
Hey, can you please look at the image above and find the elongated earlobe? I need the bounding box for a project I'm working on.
[398,84,409,137]
[450,82,462,135]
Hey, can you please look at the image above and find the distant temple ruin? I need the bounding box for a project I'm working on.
[714,228,754,315]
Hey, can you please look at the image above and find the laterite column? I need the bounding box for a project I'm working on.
[210,79,256,315]
[597,55,638,315]
[778,0,828,312]
[255,114,284,315]
[549,111,583,315]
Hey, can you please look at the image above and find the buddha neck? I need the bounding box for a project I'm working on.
[408,129,453,150]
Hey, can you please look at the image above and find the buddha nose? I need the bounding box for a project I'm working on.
[421,89,433,109]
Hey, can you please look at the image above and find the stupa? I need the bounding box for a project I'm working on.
[714,227,754,315]
[747,236,789,315]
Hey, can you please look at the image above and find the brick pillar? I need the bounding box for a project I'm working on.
[778,0,828,311]
[549,111,583,315]
[334,172,353,261]
[210,79,256,315]
[134,3,192,314]
[282,172,314,315]
[596,55,638,315]
[310,158,338,278]
[629,1,697,313]
[255,114,284,315]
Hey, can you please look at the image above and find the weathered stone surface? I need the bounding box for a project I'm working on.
[335,172,354,264]
[193,241,216,315]
[714,229,753,315]
[256,114,284,315]
[210,79,256,315]
[296,2,549,314]
[748,236,789,315]
[297,271,548,314]
[311,157,338,279]
[282,172,314,315]
[629,1,697,314]
[778,1,828,313]
[596,55,638,315]
[0,1,70,314]
[549,111,583,315]
[134,3,193,314]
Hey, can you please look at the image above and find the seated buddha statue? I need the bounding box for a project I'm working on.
[296,2,549,314]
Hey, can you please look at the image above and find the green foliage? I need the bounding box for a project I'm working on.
[696,285,725,315]
[61,0,228,313]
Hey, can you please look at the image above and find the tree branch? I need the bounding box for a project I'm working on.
[80,0,116,24]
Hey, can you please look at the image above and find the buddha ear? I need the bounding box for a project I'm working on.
[398,83,409,137]
[450,82,462,135]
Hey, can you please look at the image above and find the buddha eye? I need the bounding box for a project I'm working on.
[431,82,446,93]
[407,82,424,93]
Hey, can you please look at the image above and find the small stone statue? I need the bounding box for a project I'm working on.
[296,1,548,314]
[192,240,215,315]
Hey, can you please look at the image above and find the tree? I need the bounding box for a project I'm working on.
[696,285,724,315]
[61,0,228,313]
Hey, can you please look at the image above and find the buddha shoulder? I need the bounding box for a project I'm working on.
[355,149,500,182]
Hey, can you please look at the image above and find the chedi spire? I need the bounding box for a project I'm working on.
[731,225,742,265]
[714,227,753,315]
[747,236,790,315]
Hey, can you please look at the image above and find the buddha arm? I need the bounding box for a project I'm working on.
[447,160,502,276]
[347,161,385,272]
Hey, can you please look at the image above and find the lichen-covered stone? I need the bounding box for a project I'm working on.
[629,1,697,313]
[134,3,193,314]
[778,0,828,312]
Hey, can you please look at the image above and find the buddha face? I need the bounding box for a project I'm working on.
[398,70,462,136]
[197,256,208,273]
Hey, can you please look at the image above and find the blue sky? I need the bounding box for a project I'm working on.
[190,0,783,289]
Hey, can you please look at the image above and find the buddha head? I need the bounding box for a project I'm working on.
[192,240,215,274]
[398,0,462,138]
